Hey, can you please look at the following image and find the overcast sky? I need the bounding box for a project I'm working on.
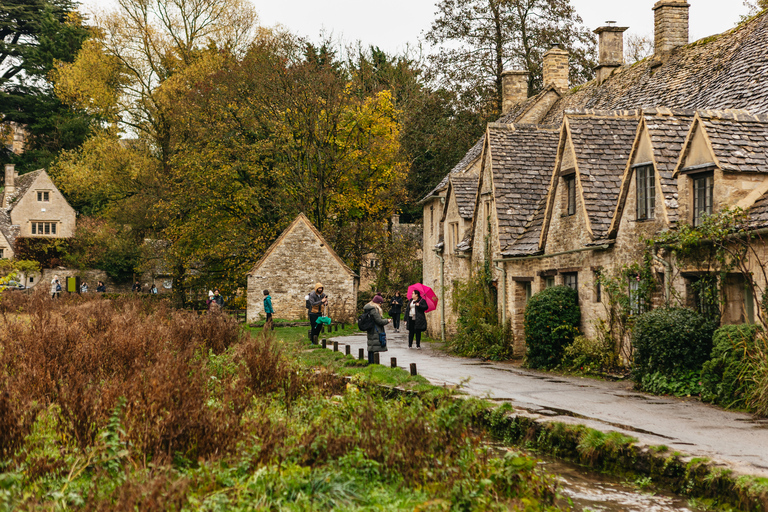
[83,0,752,55]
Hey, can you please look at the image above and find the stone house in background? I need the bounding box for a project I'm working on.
[423,1,768,352]
[1,164,76,262]
[246,213,359,324]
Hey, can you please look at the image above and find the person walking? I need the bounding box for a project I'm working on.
[307,283,327,344]
[80,281,88,293]
[389,291,403,333]
[96,281,106,293]
[263,289,274,331]
[149,284,158,294]
[364,295,390,363]
[132,281,142,293]
[404,289,428,349]
[212,289,224,308]
[50,276,61,299]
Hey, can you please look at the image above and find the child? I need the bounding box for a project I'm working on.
[263,290,274,330]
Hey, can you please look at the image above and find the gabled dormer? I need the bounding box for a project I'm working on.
[540,112,640,253]
[674,111,768,226]
[441,175,478,255]
[610,110,694,239]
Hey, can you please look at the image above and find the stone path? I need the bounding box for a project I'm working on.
[328,325,768,478]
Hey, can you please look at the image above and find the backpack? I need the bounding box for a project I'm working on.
[357,311,374,331]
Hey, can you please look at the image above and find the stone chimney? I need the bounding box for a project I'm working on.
[593,23,628,83]
[501,70,529,114]
[653,1,689,54]
[542,45,569,91]
[3,164,15,208]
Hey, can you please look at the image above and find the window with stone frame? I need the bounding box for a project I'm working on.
[449,222,459,252]
[636,165,655,220]
[693,172,713,227]
[563,272,578,291]
[524,282,532,302]
[564,175,576,216]
[0,248,4,258]
[628,278,647,315]
[31,221,57,236]
[593,269,602,303]
[544,276,555,288]
[37,191,50,202]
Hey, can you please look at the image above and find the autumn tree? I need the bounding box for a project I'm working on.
[0,0,92,171]
[624,33,653,64]
[426,0,596,114]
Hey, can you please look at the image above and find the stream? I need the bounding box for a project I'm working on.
[536,455,695,511]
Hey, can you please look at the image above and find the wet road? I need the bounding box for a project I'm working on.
[329,326,768,478]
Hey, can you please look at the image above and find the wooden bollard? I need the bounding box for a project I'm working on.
[345,345,351,355]
[333,341,338,352]
[342,323,346,330]
[390,357,397,368]
[334,324,338,332]
[359,348,365,360]
[374,352,380,365]
[321,338,327,349]
[410,363,417,376]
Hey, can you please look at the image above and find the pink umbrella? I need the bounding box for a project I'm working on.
[407,283,438,313]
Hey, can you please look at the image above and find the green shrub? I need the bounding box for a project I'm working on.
[640,370,703,397]
[563,323,619,374]
[449,263,513,360]
[632,307,715,388]
[700,324,762,408]
[524,286,580,369]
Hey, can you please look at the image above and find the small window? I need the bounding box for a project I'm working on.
[564,175,576,216]
[449,222,459,252]
[0,248,4,258]
[628,278,646,315]
[594,270,602,303]
[524,282,532,302]
[636,165,655,220]
[37,191,50,202]
[563,272,578,291]
[545,276,555,288]
[430,206,434,236]
[693,173,713,227]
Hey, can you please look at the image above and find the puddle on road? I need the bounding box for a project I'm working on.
[540,456,696,512]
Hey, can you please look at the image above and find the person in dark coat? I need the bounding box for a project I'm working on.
[307,283,327,343]
[404,289,428,349]
[389,291,403,333]
[364,295,390,363]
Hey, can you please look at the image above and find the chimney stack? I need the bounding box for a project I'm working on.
[653,1,689,54]
[593,23,628,84]
[501,70,529,114]
[542,45,569,91]
[3,164,15,208]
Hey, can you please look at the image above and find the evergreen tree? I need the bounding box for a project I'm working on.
[1,0,92,172]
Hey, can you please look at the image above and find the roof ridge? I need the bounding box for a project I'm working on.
[564,109,643,118]
[697,109,768,123]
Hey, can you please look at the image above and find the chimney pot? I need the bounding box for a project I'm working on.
[501,69,529,114]
[593,25,629,83]
[653,0,689,54]
[542,46,569,91]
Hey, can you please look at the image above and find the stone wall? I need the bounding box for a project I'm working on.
[246,217,358,324]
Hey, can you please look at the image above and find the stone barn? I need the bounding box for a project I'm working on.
[246,214,359,324]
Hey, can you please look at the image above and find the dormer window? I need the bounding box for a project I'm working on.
[693,173,713,227]
[636,165,655,220]
[564,175,576,216]
[37,191,50,202]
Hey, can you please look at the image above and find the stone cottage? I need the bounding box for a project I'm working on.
[246,213,359,324]
[1,164,76,260]
[423,2,768,349]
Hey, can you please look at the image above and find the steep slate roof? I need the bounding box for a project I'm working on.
[4,169,43,211]
[540,12,768,125]
[502,196,547,256]
[421,88,556,201]
[486,124,560,252]
[449,175,479,219]
[567,113,640,240]
[0,209,19,250]
[696,111,768,173]
[749,190,768,226]
[642,110,694,225]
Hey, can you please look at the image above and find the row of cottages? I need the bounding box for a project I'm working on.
[422,1,768,352]
[1,164,76,260]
